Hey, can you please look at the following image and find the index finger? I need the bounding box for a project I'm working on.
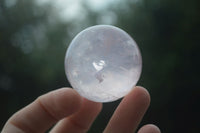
[103,86,151,133]
[2,88,82,133]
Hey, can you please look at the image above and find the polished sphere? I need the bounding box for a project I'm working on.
[65,25,142,102]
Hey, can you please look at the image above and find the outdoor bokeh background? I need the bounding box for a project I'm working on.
[0,0,199,132]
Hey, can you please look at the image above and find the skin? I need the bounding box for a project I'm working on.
[2,86,161,133]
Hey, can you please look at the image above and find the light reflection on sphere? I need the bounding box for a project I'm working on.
[65,25,142,102]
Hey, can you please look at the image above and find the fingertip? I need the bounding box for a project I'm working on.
[134,86,151,101]
[61,88,83,112]
[82,98,103,115]
[128,86,151,107]
[138,124,161,133]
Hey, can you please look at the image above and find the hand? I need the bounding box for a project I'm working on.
[2,86,160,133]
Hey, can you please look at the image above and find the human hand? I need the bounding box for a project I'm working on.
[2,86,160,133]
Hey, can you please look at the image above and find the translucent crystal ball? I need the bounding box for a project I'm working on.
[65,25,142,102]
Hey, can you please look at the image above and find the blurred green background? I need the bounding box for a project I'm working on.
[0,0,199,132]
